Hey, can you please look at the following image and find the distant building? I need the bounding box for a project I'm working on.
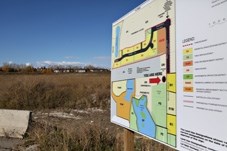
[78,69,86,73]
[54,69,60,73]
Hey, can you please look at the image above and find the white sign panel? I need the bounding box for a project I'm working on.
[176,0,227,150]
[111,0,227,150]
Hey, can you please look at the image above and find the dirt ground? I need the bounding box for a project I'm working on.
[0,108,117,151]
[0,138,23,151]
[0,109,176,151]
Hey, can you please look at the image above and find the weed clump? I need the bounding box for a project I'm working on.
[28,121,116,151]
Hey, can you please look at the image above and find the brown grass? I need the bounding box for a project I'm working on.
[27,121,117,151]
[0,73,110,110]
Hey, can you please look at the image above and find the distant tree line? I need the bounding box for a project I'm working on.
[0,63,110,74]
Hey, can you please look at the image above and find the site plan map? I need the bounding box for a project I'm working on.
[111,0,176,148]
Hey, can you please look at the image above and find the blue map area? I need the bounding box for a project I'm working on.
[115,26,121,58]
[132,96,156,138]
[125,79,134,102]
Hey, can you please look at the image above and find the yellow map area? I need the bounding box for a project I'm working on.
[113,28,167,68]
[167,73,176,135]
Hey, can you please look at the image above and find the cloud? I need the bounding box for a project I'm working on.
[64,56,79,59]
[36,60,85,67]
[35,57,111,68]
[25,62,31,66]
[8,61,13,64]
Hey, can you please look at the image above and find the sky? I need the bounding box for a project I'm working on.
[0,0,145,68]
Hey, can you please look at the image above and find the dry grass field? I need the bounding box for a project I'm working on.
[0,73,175,151]
[0,73,110,110]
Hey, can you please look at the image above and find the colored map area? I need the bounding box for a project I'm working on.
[125,80,135,101]
[112,80,134,120]
[111,0,176,148]
[112,73,176,146]
[132,96,156,138]
[112,20,170,69]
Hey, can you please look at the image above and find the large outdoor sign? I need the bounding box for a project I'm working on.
[111,0,227,150]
